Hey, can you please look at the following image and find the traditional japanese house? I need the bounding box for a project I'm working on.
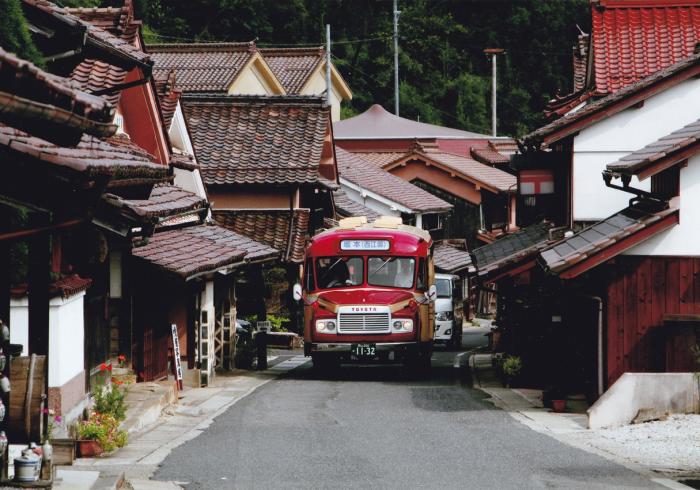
[260,47,353,121]
[343,140,517,247]
[0,46,168,422]
[334,147,452,235]
[476,1,700,399]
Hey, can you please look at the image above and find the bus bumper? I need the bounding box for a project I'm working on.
[306,341,429,363]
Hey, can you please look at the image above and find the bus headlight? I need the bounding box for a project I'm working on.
[392,319,413,332]
[315,320,336,332]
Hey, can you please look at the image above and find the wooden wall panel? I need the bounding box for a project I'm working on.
[606,256,699,387]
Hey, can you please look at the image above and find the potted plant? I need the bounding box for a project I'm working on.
[76,414,106,457]
[501,355,523,388]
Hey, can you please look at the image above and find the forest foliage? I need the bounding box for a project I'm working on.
[69,0,589,136]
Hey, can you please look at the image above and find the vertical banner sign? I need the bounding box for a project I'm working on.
[171,324,183,390]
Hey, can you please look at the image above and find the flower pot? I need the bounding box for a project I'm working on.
[551,399,567,413]
[77,440,103,458]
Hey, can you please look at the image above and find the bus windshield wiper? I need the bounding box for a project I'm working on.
[372,257,393,275]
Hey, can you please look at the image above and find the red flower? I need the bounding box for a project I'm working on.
[99,363,107,371]
[118,355,126,361]
[107,364,113,372]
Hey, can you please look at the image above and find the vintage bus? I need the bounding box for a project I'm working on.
[293,216,437,370]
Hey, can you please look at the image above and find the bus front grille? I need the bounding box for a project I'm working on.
[338,313,391,334]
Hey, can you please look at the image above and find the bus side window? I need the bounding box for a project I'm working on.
[416,258,428,291]
[304,258,315,291]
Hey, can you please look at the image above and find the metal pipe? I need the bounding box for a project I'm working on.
[393,0,400,116]
[491,53,497,136]
[325,24,331,107]
[580,294,604,397]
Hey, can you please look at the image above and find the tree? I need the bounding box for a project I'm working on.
[0,0,45,66]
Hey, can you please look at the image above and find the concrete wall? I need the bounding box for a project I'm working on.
[626,153,700,256]
[572,78,700,222]
[588,372,699,429]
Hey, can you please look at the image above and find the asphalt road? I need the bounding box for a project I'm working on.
[154,328,662,489]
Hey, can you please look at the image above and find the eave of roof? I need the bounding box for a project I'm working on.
[606,119,700,180]
[523,52,700,149]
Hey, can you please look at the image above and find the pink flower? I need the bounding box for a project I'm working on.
[54,416,62,423]
[41,408,49,415]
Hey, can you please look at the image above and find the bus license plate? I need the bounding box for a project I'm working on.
[351,343,377,358]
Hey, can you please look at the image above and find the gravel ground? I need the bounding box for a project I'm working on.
[576,414,700,474]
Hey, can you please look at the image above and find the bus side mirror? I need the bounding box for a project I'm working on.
[426,284,437,302]
[292,283,303,302]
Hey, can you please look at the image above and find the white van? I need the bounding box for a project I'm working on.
[433,273,462,347]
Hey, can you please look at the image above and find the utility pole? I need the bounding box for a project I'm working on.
[326,24,331,107]
[393,0,400,116]
[484,48,504,137]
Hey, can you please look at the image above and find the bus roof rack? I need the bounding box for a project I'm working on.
[325,215,431,242]
[337,216,368,229]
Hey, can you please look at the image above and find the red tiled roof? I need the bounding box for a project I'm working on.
[591,0,700,95]
[102,183,207,221]
[12,274,92,299]
[63,1,147,107]
[332,189,382,220]
[346,150,405,168]
[260,47,324,93]
[606,118,700,179]
[147,43,256,92]
[212,209,309,263]
[0,125,166,181]
[470,147,510,166]
[523,52,700,148]
[336,147,452,213]
[182,95,331,186]
[0,47,116,145]
[132,225,247,279]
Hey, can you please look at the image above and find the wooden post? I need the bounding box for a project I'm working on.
[0,242,9,327]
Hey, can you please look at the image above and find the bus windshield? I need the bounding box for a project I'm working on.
[368,257,415,289]
[316,256,363,288]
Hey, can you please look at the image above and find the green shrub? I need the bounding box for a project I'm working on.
[502,355,523,377]
[93,385,127,422]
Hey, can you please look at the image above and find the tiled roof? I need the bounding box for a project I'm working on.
[260,47,323,93]
[0,47,116,145]
[132,225,248,279]
[102,184,207,221]
[332,189,381,220]
[540,200,679,277]
[12,274,92,299]
[182,95,330,186]
[23,0,150,66]
[154,70,180,130]
[433,243,473,274]
[0,125,166,181]
[60,1,149,107]
[473,222,553,278]
[336,147,451,213]
[470,146,510,166]
[416,148,517,193]
[334,104,491,140]
[147,43,255,92]
[347,151,405,167]
[591,0,700,95]
[606,119,700,178]
[573,33,590,93]
[212,209,309,263]
[523,52,700,148]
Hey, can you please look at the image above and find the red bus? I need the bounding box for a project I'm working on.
[293,216,437,370]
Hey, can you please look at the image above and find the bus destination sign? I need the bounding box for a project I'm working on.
[340,239,390,251]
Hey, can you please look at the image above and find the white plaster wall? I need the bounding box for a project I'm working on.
[625,153,700,256]
[572,78,700,221]
[340,182,400,217]
[170,104,195,155]
[10,293,85,387]
[9,296,28,356]
[303,70,342,121]
[49,293,85,387]
[173,167,208,200]
[228,64,271,95]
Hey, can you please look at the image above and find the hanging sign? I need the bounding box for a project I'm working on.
[340,239,390,251]
[171,324,183,390]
